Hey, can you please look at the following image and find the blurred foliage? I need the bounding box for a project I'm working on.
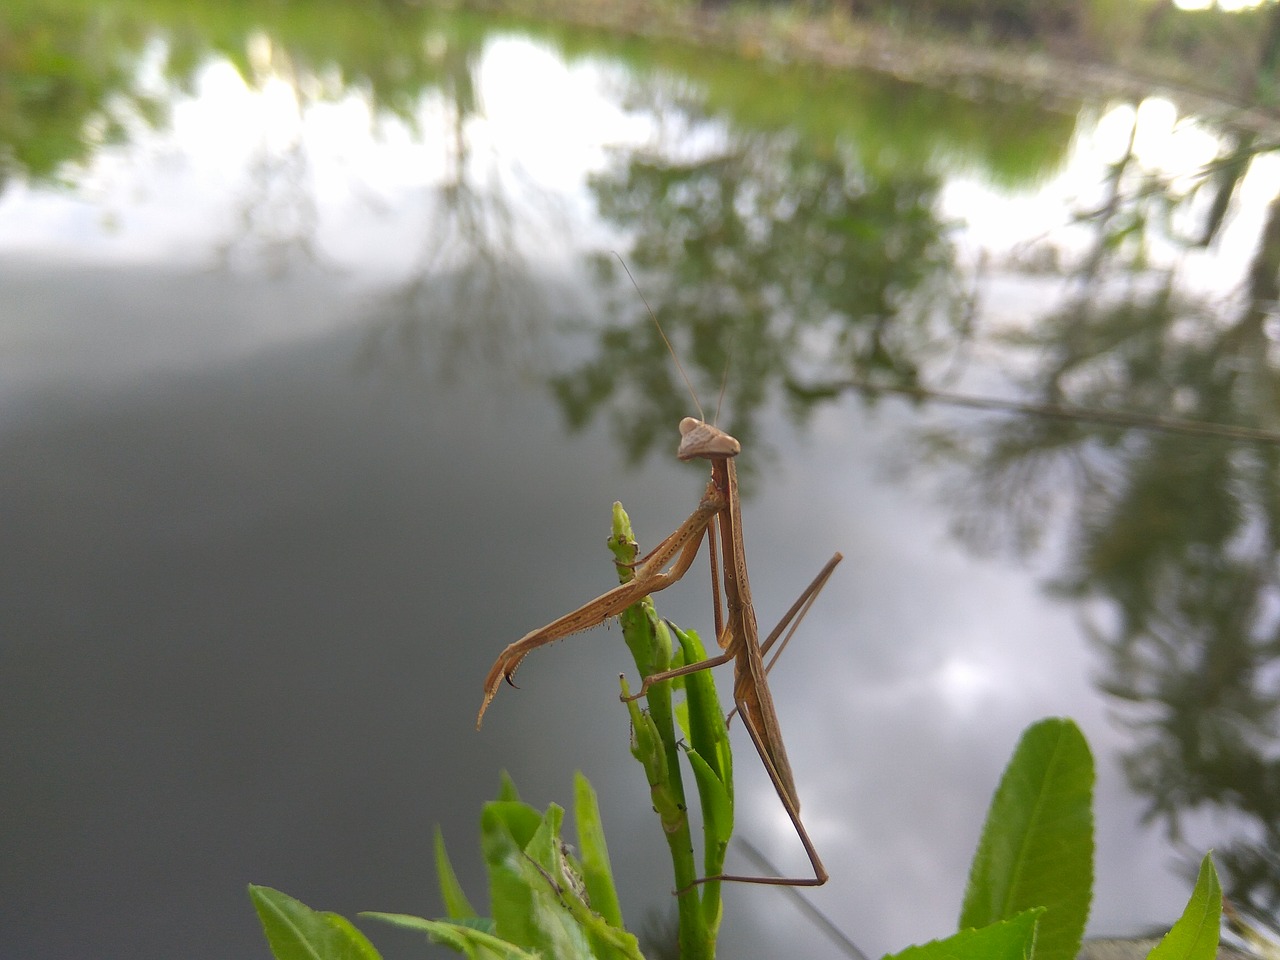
[552,67,983,471]
[543,29,1077,189]
[1140,3,1280,102]
[250,723,1226,960]
[0,0,1080,187]
[848,0,1087,42]
[829,0,1279,89]
[0,0,501,186]
[912,114,1280,934]
[0,2,166,183]
[561,149,963,471]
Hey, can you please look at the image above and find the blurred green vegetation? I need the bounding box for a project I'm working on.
[0,0,491,186]
[0,2,162,182]
[4,0,1272,192]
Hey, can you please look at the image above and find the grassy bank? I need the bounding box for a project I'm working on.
[459,0,1280,131]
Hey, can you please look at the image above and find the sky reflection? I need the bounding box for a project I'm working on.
[4,18,1278,960]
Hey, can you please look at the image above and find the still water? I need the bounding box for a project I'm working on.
[3,7,1278,959]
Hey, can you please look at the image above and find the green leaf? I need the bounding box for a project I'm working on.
[683,746,732,852]
[538,841,647,960]
[666,621,731,931]
[496,772,521,803]
[480,801,596,957]
[440,916,498,936]
[248,885,382,960]
[624,686,666,781]
[1147,854,1221,960]
[559,893,647,960]
[959,718,1093,960]
[886,909,1042,960]
[672,624,732,794]
[435,826,477,920]
[363,914,537,960]
[574,771,625,929]
[486,799,544,849]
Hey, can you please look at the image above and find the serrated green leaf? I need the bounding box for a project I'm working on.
[435,827,478,920]
[887,908,1043,960]
[363,914,538,960]
[248,885,382,960]
[959,718,1093,960]
[1147,854,1221,960]
[574,771,625,929]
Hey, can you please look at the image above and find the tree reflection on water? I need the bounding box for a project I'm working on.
[561,68,1280,932]
[6,0,1280,938]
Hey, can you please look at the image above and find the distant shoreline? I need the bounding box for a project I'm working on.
[465,0,1280,133]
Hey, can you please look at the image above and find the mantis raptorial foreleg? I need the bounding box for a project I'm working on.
[476,477,726,728]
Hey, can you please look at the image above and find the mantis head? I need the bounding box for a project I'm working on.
[677,418,741,462]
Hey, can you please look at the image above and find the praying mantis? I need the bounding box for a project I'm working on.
[476,332,843,889]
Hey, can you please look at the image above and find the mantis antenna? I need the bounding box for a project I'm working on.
[714,350,731,428]
[613,253,705,423]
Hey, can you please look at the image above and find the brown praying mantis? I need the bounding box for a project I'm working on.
[475,335,843,890]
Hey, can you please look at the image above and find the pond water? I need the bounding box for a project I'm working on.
[3,6,1279,960]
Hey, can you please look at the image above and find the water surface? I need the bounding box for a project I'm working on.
[3,6,1278,958]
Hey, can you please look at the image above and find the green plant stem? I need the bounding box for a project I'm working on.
[609,502,717,960]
